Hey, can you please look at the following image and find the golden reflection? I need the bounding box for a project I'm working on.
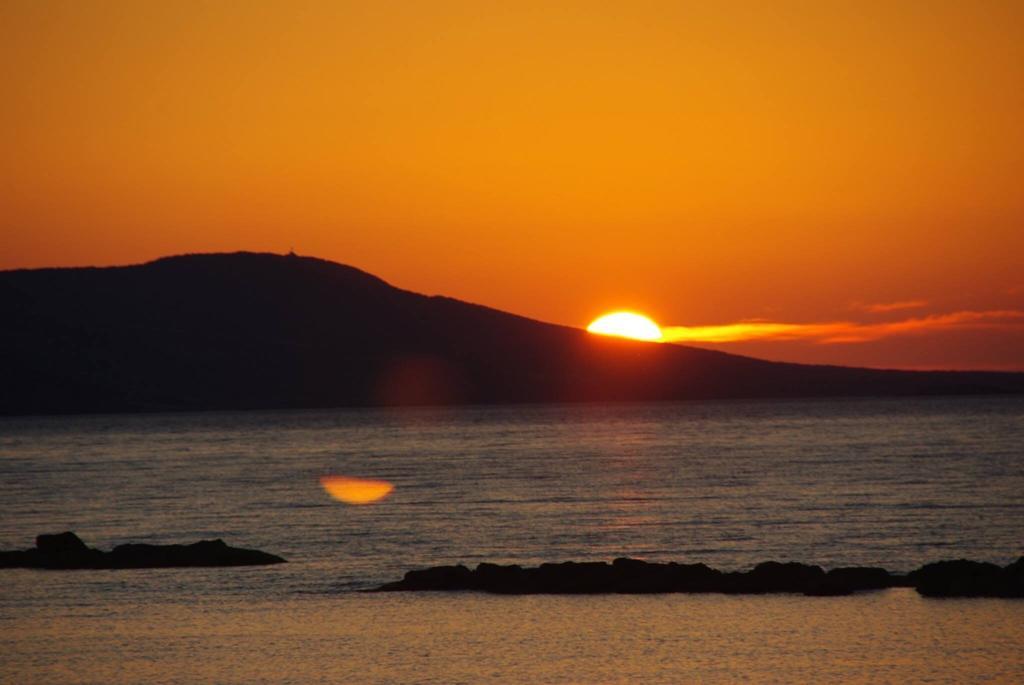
[320,476,394,505]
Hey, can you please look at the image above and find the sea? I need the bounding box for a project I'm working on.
[1,396,1022,683]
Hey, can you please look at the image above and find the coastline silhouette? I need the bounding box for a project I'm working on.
[2,252,1021,416]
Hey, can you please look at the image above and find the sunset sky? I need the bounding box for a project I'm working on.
[2,1,1022,370]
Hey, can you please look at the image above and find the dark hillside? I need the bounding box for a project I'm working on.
[2,252,1021,415]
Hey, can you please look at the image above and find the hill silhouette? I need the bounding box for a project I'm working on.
[1,252,1021,415]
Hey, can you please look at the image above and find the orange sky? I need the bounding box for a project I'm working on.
[2,1,1022,370]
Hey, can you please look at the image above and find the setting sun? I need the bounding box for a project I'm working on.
[587,312,663,342]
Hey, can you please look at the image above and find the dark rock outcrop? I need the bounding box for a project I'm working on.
[375,558,896,596]
[393,564,475,591]
[908,558,1024,598]
[805,566,903,596]
[0,532,286,569]
[375,556,1023,597]
[725,561,826,594]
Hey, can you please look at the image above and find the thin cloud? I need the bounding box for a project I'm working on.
[660,310,1024,345]
[852,299,929,313]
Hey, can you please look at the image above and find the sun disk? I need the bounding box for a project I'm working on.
[587,312,663,341]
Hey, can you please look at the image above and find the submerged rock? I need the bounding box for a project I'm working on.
[0,531,285,569]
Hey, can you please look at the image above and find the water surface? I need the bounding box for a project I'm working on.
[2,397,1022,682]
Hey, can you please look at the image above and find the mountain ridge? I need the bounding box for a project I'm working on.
[2,251,1021,415]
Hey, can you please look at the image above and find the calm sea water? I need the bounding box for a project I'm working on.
[2,397,1023,683]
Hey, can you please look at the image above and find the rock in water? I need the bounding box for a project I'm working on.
[373,556,1024,597]
[29,531,106,569]
[0,532,286,569]
[908,559,1023,598]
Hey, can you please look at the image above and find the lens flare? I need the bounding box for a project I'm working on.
[587,312,663,341]
[320,476,394,504]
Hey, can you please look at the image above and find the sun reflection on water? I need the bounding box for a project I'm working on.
[319,476,394,504]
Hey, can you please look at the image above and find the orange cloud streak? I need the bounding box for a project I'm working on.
[660,310,1024,345]
[853,300,929,313]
